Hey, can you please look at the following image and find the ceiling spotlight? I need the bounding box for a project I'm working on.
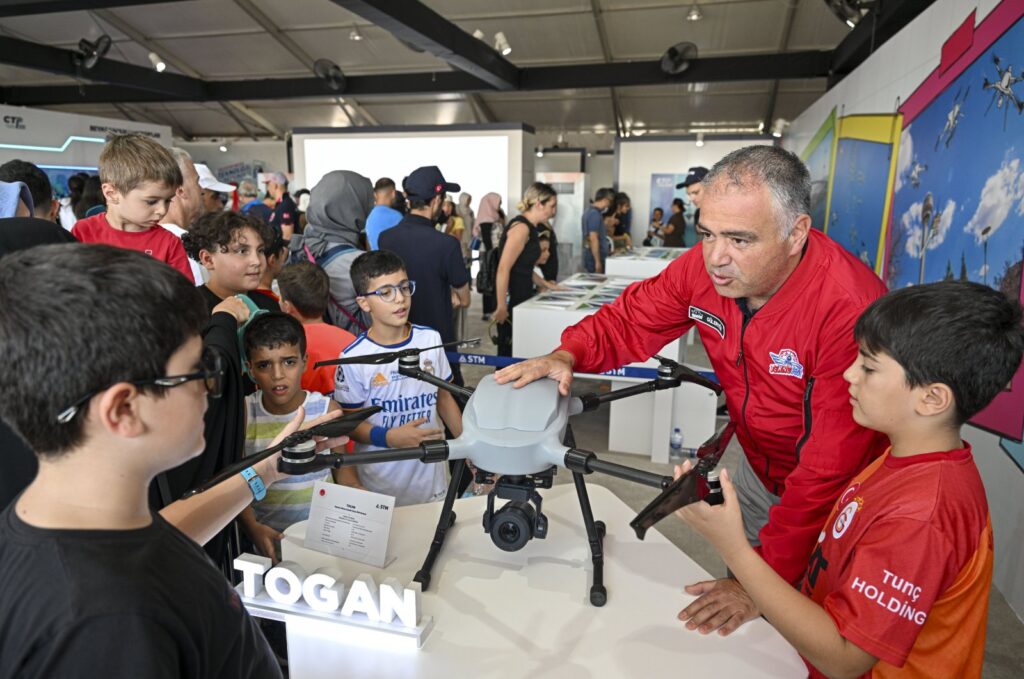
[494,31,511,56]
[148,51,166,72]
[771,118,789,138]
[696,132,705,147]
[686,4,703,21]
[825,0,873,29]
[219,144,228,153]
[472,29,485,40]
[536,147,544,158]
[76,34,111,71]
[349,28,363,42]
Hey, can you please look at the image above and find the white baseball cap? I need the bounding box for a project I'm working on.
[195,164,235,192]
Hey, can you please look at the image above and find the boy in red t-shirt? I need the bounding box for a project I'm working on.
[676,281,1023,679]
[277,262,355,395]
[71,134,194,282]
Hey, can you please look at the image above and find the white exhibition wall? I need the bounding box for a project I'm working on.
[785,0,1024,620]
[0,103,171,178]
[587,153,615,193]
[615,137,764,244]
[293,126,534,219]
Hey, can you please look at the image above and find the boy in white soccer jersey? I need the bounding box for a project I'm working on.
[335,250,464,505]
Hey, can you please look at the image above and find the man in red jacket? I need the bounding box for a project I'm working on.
[496,145,889,636]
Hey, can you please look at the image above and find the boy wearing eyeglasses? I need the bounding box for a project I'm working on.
[0,244,344,678]
[239,312,362,562]
[335,250,464,506]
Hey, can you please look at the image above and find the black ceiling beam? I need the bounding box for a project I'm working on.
[0,0,180,16]
[0,35,205,99]
[829,0,937,86]
[330,0,520,91]
[1,50,833,106]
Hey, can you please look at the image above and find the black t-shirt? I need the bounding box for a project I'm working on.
[664,212,686,247]
[0,506,280,679]
[378,213,470,344]
[268,193,297,239]
[498,216,541,308]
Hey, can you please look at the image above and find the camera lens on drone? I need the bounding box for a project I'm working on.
[489,501,536,552]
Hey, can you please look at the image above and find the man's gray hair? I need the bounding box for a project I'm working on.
[702,145,811,239]
[169,147,192,173]
[238,179,259,198]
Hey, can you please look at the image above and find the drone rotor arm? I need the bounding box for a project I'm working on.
[564,448,672,489]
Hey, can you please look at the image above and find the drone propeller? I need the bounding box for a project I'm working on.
[181,405,381,498]
[315,338,480,368]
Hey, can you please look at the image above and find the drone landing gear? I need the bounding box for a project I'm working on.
[572,470,608,607]
[413,459,468,591]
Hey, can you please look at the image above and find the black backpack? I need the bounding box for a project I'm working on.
[476,246,500,295]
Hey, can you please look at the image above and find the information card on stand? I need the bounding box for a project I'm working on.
[305,481,395,568]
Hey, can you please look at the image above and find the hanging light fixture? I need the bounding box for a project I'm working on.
[494,31,512,56]
[148,51,166,72]
[349,28,363,42]
[696,132,705,147]
[686,4,703,22]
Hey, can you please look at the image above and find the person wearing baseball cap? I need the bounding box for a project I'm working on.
[194,164,235,216]
[671,166,708,247]
[378,165,470,368]
[265,171,297,240]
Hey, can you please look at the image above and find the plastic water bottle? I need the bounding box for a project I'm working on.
[669,428,684,463]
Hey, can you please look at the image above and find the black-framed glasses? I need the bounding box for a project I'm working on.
[359,280,416,303]
[56,347,225,424]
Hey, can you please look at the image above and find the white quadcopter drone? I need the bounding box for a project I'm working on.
[189,339,733,607]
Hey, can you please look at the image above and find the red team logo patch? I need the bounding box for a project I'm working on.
[768,348,804,378]
[831,497,864,539]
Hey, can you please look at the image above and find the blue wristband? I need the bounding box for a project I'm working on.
[240,466,266,502]
[370,426,389,448]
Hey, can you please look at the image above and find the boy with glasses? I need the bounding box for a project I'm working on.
[0,244,343,678]
[335,250,463,506]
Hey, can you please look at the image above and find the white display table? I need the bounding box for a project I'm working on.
[606,246,687,278]
[271,485,805,679]
[512,274,717,461]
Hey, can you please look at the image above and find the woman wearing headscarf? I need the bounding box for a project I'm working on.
[287,170,374,334]
[456,192,475,257]
[476,192,502,320]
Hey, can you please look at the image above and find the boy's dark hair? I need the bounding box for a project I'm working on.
[594,187,615,203]
[181,210,274,261]
[99,133,183,194]
[615,192,631,208]
[0,244,207,457]
[351,249,406,296]
[672,198,684,210]
[374,177,395,192]
[652,207,664,216]
[855,280,1024,424]
[278,262,330,318]
[0,160,52,217]
[264,234,288,261]
[244,312,306,359]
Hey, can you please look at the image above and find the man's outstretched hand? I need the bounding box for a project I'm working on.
[493,350,576,396]
[678,577,760,636]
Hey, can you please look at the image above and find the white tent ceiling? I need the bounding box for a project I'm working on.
[0,0,851,148]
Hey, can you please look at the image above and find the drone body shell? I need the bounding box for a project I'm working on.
[445,376,571,475]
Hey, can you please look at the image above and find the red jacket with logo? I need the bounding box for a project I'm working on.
[558,229,890,584]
